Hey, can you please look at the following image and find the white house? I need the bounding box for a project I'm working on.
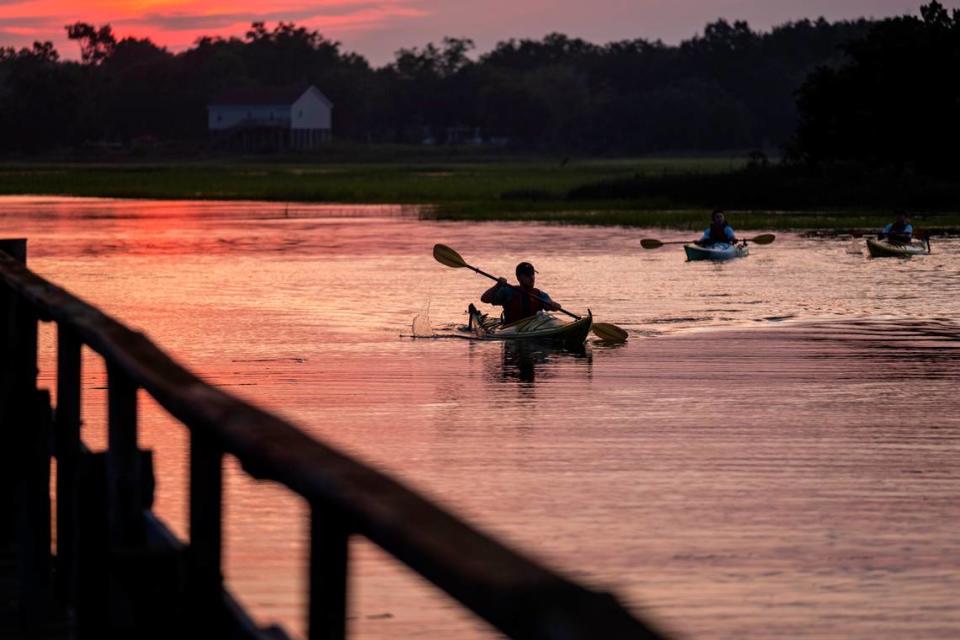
[207,85,333,150]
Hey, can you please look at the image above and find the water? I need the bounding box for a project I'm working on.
[2,196,959,639]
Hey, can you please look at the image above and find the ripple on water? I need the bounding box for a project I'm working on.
[5,196,960,639]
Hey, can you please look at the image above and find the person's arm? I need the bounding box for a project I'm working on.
[725,225,738,243]
[878,223,892,239]
[538,290,562,312]
[481,278,509,304]
[695,228,709,246]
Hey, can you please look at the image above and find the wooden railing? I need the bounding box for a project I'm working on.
[0,238,667,639]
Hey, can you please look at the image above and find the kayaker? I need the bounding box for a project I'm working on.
[481,261,562,324]
[694,210,739,247]
[878,211,913,244]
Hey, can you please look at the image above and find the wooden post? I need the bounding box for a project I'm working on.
[106,364,142,547]
[74,450,110,635]
[0,239,52,625]
[55,327,83,607]
[0,239,29,545]
[16,389,53,625]
[189,430,223,629]
[0,240,34,423]
[308,507,349,640]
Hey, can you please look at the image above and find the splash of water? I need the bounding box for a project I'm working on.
[412,299,433,337]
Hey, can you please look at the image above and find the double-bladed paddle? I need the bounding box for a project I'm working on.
[640,233,776,250]
[432,243,628,343]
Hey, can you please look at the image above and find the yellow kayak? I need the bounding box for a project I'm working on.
[467,304,593,346]
[866,238,930,258]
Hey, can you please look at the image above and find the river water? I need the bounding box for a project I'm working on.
[2,196,958,639]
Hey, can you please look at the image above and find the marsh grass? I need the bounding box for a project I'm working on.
[428,207,960,232]
[0,158,733,204]
[2,158,958,231]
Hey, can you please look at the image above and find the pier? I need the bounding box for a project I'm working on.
[0,238,664,639]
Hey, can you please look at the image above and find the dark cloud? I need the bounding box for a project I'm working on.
[0,14,60,28]
[117,2,419,32]
[117,11,250,31]
[0,28,46,50]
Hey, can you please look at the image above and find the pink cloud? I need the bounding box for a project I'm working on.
[1,0,957,64]
[0,0,429,56]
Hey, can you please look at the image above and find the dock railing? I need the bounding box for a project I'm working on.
[0,238,667,639]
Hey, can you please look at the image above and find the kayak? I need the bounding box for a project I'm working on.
[467,304,593,346]
[684,242,749,261]
[866,238,930,258]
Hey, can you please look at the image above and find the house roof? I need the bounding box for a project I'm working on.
[209,84,332,107]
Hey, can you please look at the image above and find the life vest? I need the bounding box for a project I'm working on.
[504,287,547,324]
[889,221,910,234]
[706,223,732,245]
[884,221,912,243]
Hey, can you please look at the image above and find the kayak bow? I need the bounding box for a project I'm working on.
[866,238,930,258]
[683,242,749,262]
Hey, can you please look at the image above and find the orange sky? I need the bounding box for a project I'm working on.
[1,0,957,64]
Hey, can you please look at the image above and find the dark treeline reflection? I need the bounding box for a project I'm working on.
[0,15,871,154]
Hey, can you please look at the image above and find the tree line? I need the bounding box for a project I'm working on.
[0,2,955,171]
[794,1,960,175]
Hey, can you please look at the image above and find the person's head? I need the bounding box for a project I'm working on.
[711,209,726,226]
[895,210,909,224]
[515,261,537,288]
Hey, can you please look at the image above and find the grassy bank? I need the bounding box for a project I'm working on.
[0,157,735,205]
[431,208,960,232]
[2,158,959,231]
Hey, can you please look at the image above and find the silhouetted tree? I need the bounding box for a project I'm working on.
[0,12,889,154]
[65,22,116,64]
[794,1,960,174]
[0,42,88,151]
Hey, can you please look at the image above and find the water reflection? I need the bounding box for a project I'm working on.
[5,197,960,640]
[494,341,592,385]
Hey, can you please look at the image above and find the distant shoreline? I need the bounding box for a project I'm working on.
[2,159,958,231]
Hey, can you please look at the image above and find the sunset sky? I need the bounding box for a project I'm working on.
[1,0,957,64]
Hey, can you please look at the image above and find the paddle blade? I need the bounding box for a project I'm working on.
[750,234,776,245]
[592,322,628,343]
[433,243,468,268]
[640,238,664,250]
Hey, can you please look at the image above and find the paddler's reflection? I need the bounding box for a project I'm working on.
[487,340,592,385]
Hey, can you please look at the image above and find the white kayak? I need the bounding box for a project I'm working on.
[684,242,749,261]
